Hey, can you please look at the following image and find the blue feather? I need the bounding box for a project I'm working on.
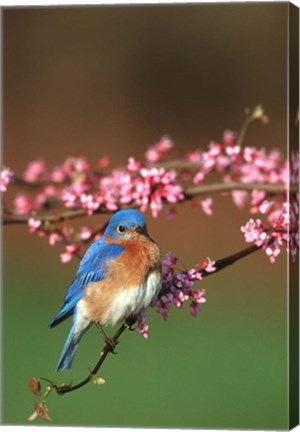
[49,241,124,328]
[56,312,91,371]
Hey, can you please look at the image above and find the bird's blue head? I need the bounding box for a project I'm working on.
[104,209,148,241]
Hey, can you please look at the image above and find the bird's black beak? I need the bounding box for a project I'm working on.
[135,225,148,236]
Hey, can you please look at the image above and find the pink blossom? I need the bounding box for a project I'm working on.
[13,194,32,215]
[50,165,68,183]
[48,232,61,246]
[240,206,295,263]
[190,301,201,317]
[241,218,268,245]
[163,252,177,267]
[127,157,142,172]
[1,166,14,192]
[98,156,110,169]
[23,160,46,183]
[61,175,92,209]
[133,167,184,217]
[187,268,203,281]
[51,157,91,184]
[80,194,100,215]
[201,198,213,215]
[208,142,222,158]
[79,226,93,241]
[67,157,90,173]
[156,295,172,321]
[193,171,205,185]
[156,252,207,322]
[192,289,207,304]
[28,217,45,237]
[201,257,216,273]
[186,150,202,163]
[223,129,236,147]
[258,200,274,214]
[232,190,248,209]
[250,189,266,213]
[171,287,189,308]
[61,189,78,208]
[265,241,281,263]
[225,144,241,157]
[156,136,173,153]
[145,136,173,163]
[216,154,231,173]
[136,314,149,339]
[60,244,80,263]
[144,148,161,163]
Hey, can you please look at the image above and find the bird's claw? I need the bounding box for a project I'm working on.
[125,316,137,331]
[105,337,119,354]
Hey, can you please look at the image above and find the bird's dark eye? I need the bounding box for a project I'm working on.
[117,225,126,233]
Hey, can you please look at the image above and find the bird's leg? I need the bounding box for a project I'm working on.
[125,315,137,331]
[95,322,118,354]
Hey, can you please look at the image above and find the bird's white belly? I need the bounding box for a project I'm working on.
[102,271,162,326]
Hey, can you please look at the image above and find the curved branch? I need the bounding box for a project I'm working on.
[41,242,261,397]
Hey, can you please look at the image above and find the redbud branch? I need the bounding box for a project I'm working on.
[200,244,261,277]
[3,182,294,227]
[38,243,261,398]
[185,182,294,198]
[2,207,108,225]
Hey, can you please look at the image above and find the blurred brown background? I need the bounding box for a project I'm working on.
[3,3,289,428]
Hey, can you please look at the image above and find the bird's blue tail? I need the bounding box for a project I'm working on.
[56,320,90,371]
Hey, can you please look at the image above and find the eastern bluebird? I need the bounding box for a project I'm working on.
[49,209,162,371]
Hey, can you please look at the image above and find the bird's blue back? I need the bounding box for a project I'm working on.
[49,237,124,327]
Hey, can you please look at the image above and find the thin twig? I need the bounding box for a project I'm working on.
[56,323,128,395]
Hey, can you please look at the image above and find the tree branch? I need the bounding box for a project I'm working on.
[185,182,293,198]
[2,207,110,225]
[39,242,261,398]
[200,244,261,277]
[3,182,294,226]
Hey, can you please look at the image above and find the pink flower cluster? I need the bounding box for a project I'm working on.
[134,253,214,338]
[241,196,299,262]
[17,143,183,219]
[145,135,174,163]
[136,313,149,339]
[155,253,207,321]
[27,216,84,262]
[1,166,14,192]
[190,131,287,204]
[60,157,184,218]
[125,163,184,217]
[4,120,297,268]
[60,244,80,263]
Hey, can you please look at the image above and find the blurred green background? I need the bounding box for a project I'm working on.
[2,3,289,428]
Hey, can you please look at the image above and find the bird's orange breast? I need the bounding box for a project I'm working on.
[83,234,161,325]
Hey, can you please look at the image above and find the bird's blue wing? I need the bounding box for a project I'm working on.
[49,240,124,328]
